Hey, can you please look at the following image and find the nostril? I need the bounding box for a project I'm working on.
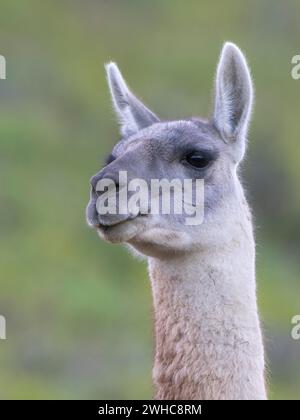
[90,171,120,196]
[90,175,99,191]
[97,182,119,196]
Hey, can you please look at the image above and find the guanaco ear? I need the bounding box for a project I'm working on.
[105,62,160,138]
[213,42,253,160]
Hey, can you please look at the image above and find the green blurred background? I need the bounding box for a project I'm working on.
[0,0,299,399]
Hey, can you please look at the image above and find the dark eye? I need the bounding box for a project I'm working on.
[184,152,212,169]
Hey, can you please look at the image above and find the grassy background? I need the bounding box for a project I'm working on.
[0,0,299,399]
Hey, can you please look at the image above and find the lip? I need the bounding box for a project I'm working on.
[86,197,148,231]
[96,213,148,231]
[88,218,126,231]
[96,219,127,231]
[86,199,131,229]
[98,213,135,227]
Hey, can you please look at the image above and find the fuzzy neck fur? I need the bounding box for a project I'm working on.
[148,214,266,400]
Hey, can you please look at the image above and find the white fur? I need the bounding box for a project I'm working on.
[148,184,267,400]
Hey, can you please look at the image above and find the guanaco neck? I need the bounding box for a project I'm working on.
[148,238,266,400]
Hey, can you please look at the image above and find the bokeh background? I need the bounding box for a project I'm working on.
[0,0,299,399]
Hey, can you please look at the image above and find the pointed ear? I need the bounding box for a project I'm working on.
[105,62,160,137]
[213,42,253,158]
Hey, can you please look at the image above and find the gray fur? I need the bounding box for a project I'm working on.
[105,62,160,137]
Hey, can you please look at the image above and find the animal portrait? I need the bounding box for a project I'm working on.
[86,43,266,400]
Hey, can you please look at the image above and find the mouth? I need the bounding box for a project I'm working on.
[87,217,127,232]
[97,214,148,244]
[95,216,134,232]
[100,213,148,228]
[86,200,148,240]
